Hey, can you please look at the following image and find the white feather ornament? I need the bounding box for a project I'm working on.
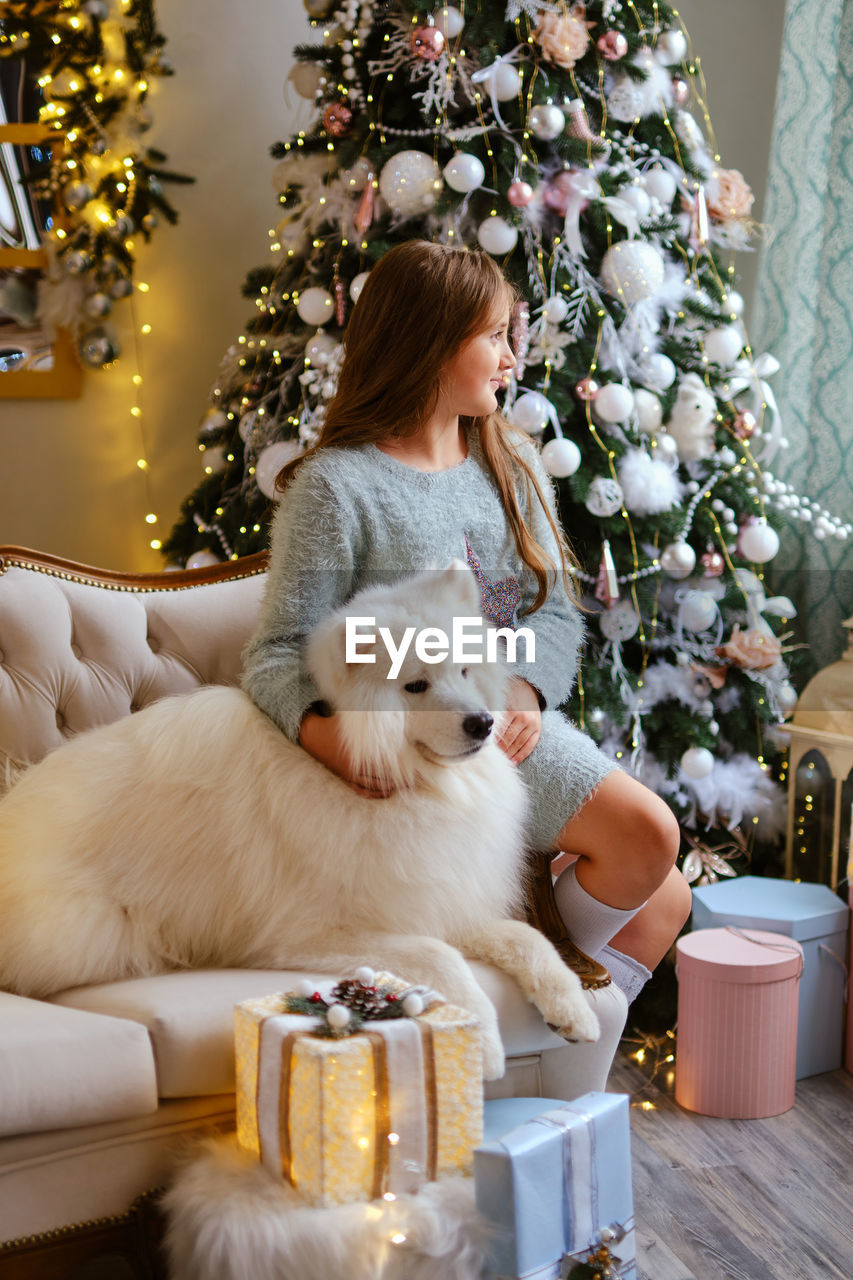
[617,447,682,515]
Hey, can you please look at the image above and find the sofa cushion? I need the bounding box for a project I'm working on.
[49,964,580,1099]
[0,992,158,1138]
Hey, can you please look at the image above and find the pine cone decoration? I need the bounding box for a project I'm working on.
[330,978,394,1019]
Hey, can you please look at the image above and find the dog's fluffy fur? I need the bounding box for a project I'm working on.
[163,1136,493,1280]
[0,564,597,1076]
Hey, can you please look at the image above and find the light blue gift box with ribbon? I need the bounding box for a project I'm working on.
[474,1092,636,1280]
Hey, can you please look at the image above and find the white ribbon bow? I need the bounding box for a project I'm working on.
[471,46,524,130]
[722,352,783,464]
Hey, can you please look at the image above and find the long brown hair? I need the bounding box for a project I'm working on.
[277,241,577,611]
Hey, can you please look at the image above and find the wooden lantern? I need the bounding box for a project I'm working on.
[783,617,853,890]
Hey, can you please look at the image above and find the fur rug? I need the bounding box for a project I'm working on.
[162,1135,493,1280]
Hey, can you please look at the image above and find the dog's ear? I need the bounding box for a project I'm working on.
[304,610,350,702]
[439,561,483,616]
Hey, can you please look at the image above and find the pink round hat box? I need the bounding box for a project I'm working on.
[675,927,803,1118]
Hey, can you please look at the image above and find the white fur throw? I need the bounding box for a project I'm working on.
[163,1136,494,1280]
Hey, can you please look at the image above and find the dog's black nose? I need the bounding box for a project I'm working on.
[463,712,493,741]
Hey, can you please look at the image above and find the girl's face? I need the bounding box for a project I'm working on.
[440,311,516,419]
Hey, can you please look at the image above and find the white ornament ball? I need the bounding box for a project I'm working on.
[255,440,302,499]
[657,29,688,65]
[739,519,780,564]
[642,353,677,391]
[511,391,551,433]
[379,150,441,217]
[402,993,425,1017]
[542,437,581,478]
[656,432,679,460]
[349,271,370,303]
[724,290,745,317]
[618,184,652,220]
[681,589,718,632]
[642,165,678,207]
[296,286,334,326]
[288,61,325,99]
[434,6,464,39]
[660,541,697,579]
[477,214,518,256]
[201,445,227,471]
[681,746,715,779]
[703,324,744,366]
[585,476,624,518]
[326,1004,352,1030]
[777,682,798,719]
[542,295,569,324]
[599,600,641,642]
[293,977,316,997]
[354,966,375,985]
[186,550,220,570]
[633,387,663,432]
[492,61,522,100]
[595,383,634,423]
[529,103,565,141]
[443,152,485,193]
[600,241,665,304]
[304,330,339,365]
[345,157,373,192]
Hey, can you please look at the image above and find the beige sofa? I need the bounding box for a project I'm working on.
[0,546,627,1275]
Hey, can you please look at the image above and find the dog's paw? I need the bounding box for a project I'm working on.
[546,994,600,1044]
[480,1035,506,1082]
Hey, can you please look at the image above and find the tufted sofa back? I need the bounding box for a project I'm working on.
[0,547,269,782]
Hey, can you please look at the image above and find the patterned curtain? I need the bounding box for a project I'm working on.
[753,0,853,675]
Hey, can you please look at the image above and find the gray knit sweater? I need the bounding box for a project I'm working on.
[243,431,614,846]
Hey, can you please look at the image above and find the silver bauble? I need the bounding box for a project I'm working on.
[79,326,119,367]
[84,291,112,318]
[660,541,696,579]
[585,476,624,518]
[64,182,93,210]
[64,250,92,275]
[109,277,133,299]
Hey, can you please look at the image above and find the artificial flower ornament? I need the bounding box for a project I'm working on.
[532,7,591,70]
[705,168,754,222]
[715,625,783,671]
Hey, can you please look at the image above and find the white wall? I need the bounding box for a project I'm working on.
[0,0,786,571]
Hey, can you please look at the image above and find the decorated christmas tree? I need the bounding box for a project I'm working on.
[163,0,849,875]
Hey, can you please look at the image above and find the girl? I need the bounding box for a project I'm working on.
[243,240,691,1004]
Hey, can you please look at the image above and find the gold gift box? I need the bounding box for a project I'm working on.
[235,973,483,1208]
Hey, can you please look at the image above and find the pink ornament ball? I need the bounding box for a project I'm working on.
[701,550,725,578]
[411,25,445,61]
[733,410,757,439]
[672,76,690,107]
[507,180,534,207]
[597,31,628,61]
[574,376,599,402]
[543,170,589,218]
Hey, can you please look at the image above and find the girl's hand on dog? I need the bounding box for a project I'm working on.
[497,677,542,765]
[298,709,398,799]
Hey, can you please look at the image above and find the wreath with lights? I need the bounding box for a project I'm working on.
[0,0,192,368]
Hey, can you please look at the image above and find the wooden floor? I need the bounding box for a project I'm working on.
[608,1052,853,1280]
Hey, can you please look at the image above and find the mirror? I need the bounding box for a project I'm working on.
[0,60,82,397]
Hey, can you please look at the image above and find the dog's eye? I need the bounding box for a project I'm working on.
[404,679,429,694]
[460,668,469,678]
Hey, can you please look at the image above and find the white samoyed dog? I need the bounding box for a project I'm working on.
[0,564,598,1077]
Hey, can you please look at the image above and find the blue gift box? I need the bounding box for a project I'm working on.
[475,1093,635,1280]
[691,876,849,1079]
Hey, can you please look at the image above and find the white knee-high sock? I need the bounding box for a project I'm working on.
[553,862,643,957]
[597,944,652,1004]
